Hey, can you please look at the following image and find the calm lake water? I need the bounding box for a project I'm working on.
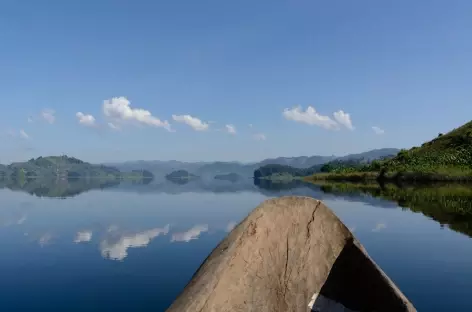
[1,179,472,311]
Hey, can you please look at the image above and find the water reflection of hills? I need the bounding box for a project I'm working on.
[0,176,394,209]
[121,177,257,193]
[3,175,470,240]
[115,178,397,209]
[0,178,120,198]
[315,182,472,238]
[253,179,398,209]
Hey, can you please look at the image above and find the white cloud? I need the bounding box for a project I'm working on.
[172,114,209,131]
[40,109,55,124]
[76,112,96,127]
[283,106,338,130]
[103,97,172,131]
[100,225,170,261]
[372,126,385,135]
[225,221,237,232]
[253,133,266,141]
[171,224,208,243]
[108,122,120,130]
[74,230,93,243]
[27,117,33,123]
[333,110,354,130]
[6,129,30,139]
[372,223,386,232]
[283,106,355,131]
[225,124,236,134]
[19,129,29,139]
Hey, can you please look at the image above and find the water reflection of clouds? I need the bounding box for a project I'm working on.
[2,213,27,226]
[100,225,170,261]
[107,225,119,233]
[171,225,209,243]
[39,233,53,247]
[372,223,386,232]
[16,214,27,225]
[74,230,93,243]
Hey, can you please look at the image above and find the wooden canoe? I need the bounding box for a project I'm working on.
[166,196,416,312]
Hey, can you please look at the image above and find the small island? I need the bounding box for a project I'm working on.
[214,173,241,182]
[166,170,199,181]
[0,155,158,198]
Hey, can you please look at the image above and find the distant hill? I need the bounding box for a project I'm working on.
[254,164,319,179]
[0,156,153,183]
[257,155,335,168]
[165,170,199,180]
[107,148,399,178]
[0,164,8,178]
[106,160,206,176]
[254,148,399,179]
[4,156,121,179]
[335,148,399,162]
[214,172,241,182]
[195,162,256,178]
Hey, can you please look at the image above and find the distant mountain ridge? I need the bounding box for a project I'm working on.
[257,155,336,168]
[106,148,400,177]
[335,148,400,162]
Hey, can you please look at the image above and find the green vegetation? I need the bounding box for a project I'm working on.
[253,149,399,180]
[304,171,379,182]
[254,158,385,181]
[316,182,472,237]
[0,156,156,197]
[382,122,472,174]
[3,155,120,179]
[121,169,154,183]
[307,120,472,182]
[214,172,241,182]
[0,155,154,182]
[254,177,305,191]
[253,164,320,180]
[166,170,199,181]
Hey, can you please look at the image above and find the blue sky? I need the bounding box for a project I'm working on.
[1,0,471,163]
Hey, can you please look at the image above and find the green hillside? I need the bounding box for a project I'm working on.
[377,121,472,175]
[306,120,472,182]
[5,155,120,179]
[165,170,199,180]
[0,156,154,182]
